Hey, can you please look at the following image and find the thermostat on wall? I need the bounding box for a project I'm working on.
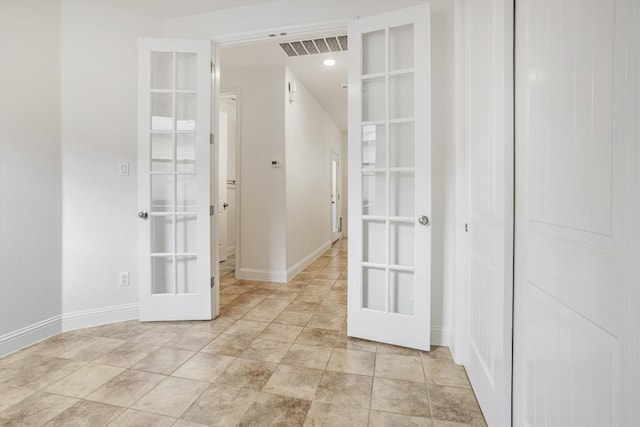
[270,160,282,168]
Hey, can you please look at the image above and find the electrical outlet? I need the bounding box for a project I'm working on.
[119,272,130,287]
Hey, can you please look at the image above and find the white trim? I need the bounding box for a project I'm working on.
[287,241,332,281]
[61,303,139,332]
[0,315,62,357]
[212,19,348,46]
[236,268,288,283]
[430,326,451,347]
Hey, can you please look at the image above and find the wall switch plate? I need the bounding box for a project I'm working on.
[119,272,130,287]
[119,163,129,176]
[270,160,282,168]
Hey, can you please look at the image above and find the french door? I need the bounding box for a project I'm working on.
[347,4,432,350]
[137,38,218,321]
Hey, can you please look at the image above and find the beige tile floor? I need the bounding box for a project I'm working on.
[0,240,487,426]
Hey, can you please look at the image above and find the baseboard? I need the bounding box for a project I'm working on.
[430,326,451,347]
[61,303,139,332]
[236,268,288,283]
[286,241,332,281]
[0,315,62,358]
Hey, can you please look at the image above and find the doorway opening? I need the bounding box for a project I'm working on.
[218,93,238,278]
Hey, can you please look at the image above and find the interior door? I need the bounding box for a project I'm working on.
[218,110,229,262]
[514,0,636,425]
[347,4,432,350]
[137,38,216,321]
[330,150,340,242]
[458,1,514,426]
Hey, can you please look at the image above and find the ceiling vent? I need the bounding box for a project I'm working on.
[279,35,347,57]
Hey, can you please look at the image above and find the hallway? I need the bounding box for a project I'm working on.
[0,241,485,426]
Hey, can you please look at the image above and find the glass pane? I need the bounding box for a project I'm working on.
[389,171,414,217]
[151,93,174,130]
[176,215,197,253]
[152,257,173,294]
[363,220,386,264]
[362,77,385,122]
[362,30,385,75]
[362,124,386,169]
[362,172,386,216]
[176,93,197,130]
[176,53,197,91]
[151,52,173,90]
[363,267,385,311]
[176,134,196,172]
[390,270,414,315]
[390,122,414,168]
[389,24,414,71]
[176,174,197,212]
[390,222,414,267]
[176,256,197,294]
[151,134,174,172]
[389,73,414,119]
[151,215,173,253]
[151,174,174,213]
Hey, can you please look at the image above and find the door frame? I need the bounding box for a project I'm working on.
[219,89,242,276]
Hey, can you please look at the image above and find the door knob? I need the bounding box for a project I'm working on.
[223,203,229,209]
[138,211,148,219]
[418,215,430,226]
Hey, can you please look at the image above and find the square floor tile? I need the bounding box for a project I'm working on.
[238,392,311,427]
[171,352,235,382]
[281,344,332,370]
[295,327,339,348]
[273,310,314,327]
[0,383,35,413]
[43,400,123,426]
[85,369,165,407]
[131,347,194,375]
[214,358,278,391]
[200,333,254,357]
[368,410,433,426]
[371,377,430,418]
[0,392,78,426]
[108,408,176,427]
[303,401,368,427]
[428,384,486,426]
[375,353,425,383]
[422,356,471,388]
[131,376,208,418]
[44,363,124,398]
[93,342,159,368]
[314,371,372,409]
[225,320,270,337]
[181,385,258,426]
[259,324,303,342]
[262,364,323,400]
[241,338,292,363]
[327,349,376,376]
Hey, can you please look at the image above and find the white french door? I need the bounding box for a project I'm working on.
[137,38,217,321]
[347,4,432,350]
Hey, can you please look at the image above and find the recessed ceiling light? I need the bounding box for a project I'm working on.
[323,58,336,67]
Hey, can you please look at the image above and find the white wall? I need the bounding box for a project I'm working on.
[163,0,429,41]
[284,69,345,274]
[60,0,162,325]
[429,0,456,346]
[221,67,287,280]
[0,0,63,350]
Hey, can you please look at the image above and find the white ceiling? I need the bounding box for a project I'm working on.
[221,42,348,131]
[94,0,277,18]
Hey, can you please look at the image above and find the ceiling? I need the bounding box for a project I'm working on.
[94,0,276,18]
[221,42,348,131]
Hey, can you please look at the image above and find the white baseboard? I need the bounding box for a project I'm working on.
[286,241,332,281]
[430,326,451,347]
[236,268,288,283]
[0,315,62,358]
[61,303,139,332]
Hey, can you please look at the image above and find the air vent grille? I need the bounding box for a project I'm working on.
[280,35,347,57]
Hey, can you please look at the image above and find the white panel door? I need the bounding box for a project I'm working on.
[514,0,638,425]
[458,1,513,426]
[137,38,216,321]
[330,150,340,242]
[348,4,432,350]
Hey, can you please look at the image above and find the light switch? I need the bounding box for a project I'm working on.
[119,163,129,176]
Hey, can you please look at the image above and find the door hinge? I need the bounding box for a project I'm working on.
[210,205,214,216]
[210,133,214,145]
[211,276,215,288]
